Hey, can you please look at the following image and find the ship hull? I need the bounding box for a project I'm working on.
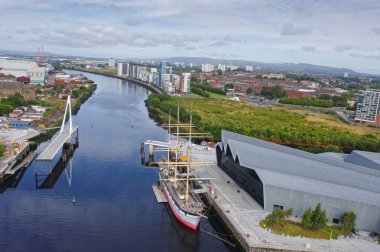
[161,180,201,230]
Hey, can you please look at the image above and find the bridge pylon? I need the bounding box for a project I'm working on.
[35,95,79,175]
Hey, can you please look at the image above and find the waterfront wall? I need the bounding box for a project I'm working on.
[72,69,162,94]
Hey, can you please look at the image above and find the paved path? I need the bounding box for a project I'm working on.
[192,148,380,252]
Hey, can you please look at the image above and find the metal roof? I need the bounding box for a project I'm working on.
[221,130,380,205]
[345,150,380,172]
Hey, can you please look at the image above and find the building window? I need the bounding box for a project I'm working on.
[273,204,283,211]
[332,218,340,224]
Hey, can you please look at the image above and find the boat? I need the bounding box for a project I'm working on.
[156,109,212,230]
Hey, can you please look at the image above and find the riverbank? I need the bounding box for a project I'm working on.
[67,68,162,94]
[29,83,97,144]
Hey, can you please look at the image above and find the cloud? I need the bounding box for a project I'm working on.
[350,53,380,60]
[334,45,353,52]
[374,28,380,35]
[301,46,316,52]
[182,34,201,42]
[126,19,142,26]
[281,23,311,36]
[35,25,202,50]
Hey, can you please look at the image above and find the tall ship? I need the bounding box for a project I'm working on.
[153,110,212,230]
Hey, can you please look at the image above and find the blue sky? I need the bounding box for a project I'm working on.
[1,0,380,74]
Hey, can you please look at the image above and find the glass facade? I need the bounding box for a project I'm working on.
[216,144,264,207]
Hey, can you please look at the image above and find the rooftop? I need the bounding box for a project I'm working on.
[221,130,380,206]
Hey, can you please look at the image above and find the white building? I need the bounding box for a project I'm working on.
[228,65,238,71]
[246,65,253,72]
[162,74,173,93]
[27,67,47,85]
[344,72,349,78]
[108,58,116,68]
[218,64,226,72]
[202,64,214,72]
[0,59,38,77]
[117,62,130,76]
[263,73,285,79]
[179,73,191,93]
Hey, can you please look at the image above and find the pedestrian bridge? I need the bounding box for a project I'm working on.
[36,95,78,174]
[37,125,78,161]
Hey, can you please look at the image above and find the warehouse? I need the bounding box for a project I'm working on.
[216,130,380,232]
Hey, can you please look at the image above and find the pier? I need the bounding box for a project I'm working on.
[191,148,379,252]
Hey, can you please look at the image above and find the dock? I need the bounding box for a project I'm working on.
[191,148,380,252]
[152,184,167,203]
[6,151,37,176]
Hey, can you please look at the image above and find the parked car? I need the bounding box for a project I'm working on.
[369,232,378,238]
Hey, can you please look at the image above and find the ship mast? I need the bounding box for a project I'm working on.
[185,112,192,204]
[175,105,180,181]
[167,111,171,178]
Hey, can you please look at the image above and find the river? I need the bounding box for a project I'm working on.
[0,71,231,252]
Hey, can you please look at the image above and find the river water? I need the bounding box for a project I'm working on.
[0,71,230,252]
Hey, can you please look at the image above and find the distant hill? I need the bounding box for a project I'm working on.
[161,57,361,77]
[0,50,376,77]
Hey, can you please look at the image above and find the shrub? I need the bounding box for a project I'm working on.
[340,211,357,233]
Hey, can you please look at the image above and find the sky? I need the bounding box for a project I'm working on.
[1,0,380,74]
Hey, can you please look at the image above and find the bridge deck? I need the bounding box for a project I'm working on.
[37,125,78,161]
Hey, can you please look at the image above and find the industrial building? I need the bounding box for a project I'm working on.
[27,66,47,85]
[216,130,380,232]
[0,81,36,100]
[0,59,37,77]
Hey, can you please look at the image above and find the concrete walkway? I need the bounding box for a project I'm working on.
[192,148,380,252]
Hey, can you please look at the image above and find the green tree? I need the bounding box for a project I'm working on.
[340,211,357,233]
[0,145,5,157]
[72,90,80,97]
[265,208,293,228]
[301,207,313,229]
[246,86,253,95]
[261,85,286,99]
[224,83,234,91]
[310,203,328,231]
[218,69,223,76]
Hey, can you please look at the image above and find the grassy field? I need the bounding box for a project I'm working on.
[146,94,380,152]
[207,92,227,99]
[260,220,343,239]
[270,106,380,138]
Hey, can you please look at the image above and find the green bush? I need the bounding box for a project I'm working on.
[265,208,293,228]
[340,211,356,233]
[302,203,328,231]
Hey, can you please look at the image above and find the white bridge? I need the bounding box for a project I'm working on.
[36,95,78,174]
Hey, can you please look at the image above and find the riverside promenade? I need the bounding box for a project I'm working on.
[192,148,380,252]
[72,69,162,94]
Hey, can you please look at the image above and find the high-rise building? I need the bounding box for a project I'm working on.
[344,72,349,78]
[189,63,193,68]
[179,73,191,93]
[108,58,116,68]
[161,74,173,93]
[354,89,380,126]
[246,65,253,72]
[117,62,129,76]
[218,64,226,72]
[159,61,172,87]
[228,65,238,71]
[201,64,214,72]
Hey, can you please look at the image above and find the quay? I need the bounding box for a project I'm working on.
[191,148,379,252]
[72,69,162,94]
